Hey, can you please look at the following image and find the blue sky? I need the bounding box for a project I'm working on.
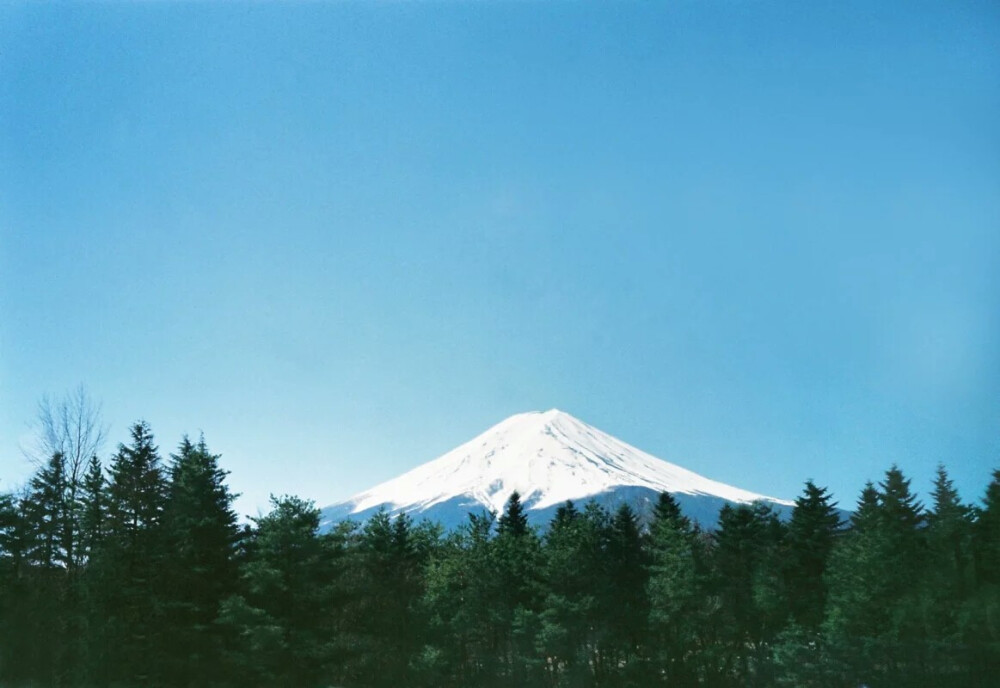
[2,1,998,518]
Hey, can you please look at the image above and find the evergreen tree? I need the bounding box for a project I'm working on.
[712,502,787,686]
[219,496,337,688]
[26,451,69,569]
[878,465,925,568]
[343,509,427,687]
[91,421,169,686]
[161,435,241,687]
[421,510,502,687]
[18,453,75,685]
[537,500,609,687]
[973,469,1000,586]
[922,465,973,635]
[824,467,928,685]
[603,503,650,684]
[646,492,700,685]
[494,491,544,685]
[966,469,1000,683]
[76,454,106,564]
[0,491,31,685]
[497,490,529,537]
[651,491,690,532]
[785,481,842,629]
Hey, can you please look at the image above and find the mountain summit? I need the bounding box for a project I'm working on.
[320,409,793,530]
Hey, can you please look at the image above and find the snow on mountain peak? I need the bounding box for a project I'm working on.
[335,409,793,519]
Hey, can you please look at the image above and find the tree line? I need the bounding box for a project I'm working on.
[1,419,998,687]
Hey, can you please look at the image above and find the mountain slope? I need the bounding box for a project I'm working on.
[320,409,794,530]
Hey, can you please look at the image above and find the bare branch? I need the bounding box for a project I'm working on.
[23,385,109,484]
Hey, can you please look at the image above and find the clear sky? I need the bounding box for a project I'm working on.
[2,1,998,519]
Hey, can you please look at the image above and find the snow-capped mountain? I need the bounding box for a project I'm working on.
[320,409,794,530]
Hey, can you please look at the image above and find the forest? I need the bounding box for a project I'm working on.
[1,417,997,688]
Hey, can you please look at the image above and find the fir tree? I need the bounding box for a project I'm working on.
[161,434,241,687]
[851,480,880,531]
[0,491,32,685]
[26,451,69,569]
[603,504,650,683]
[344,509,426,688]
[647,492,700,684]
[93,421,169,686]
[878,465,925,565]
[927,465,973,592]
[965,468,1000,682]
[537,501,608,687]
[785,481,842,629]
[219,496,337,688]
[494,491,544,685]
[76,454,105,564]
[974,469,1000,586]
[651,490,691,533]
[712,502,787,685]
[497,490,529,538]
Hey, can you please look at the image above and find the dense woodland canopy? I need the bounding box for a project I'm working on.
[1,419,998,687]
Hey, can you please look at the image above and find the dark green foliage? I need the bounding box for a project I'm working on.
[77,454,106,563]
[974,469,1000,586]
[965,470,1000,681]
[920,465,974,642]
[341,509,429,687]
[604,503,649,680]
[0,417,995,688]
[218,495,338,688]
[785,481,842,629]
[91,421,170,686]
[161,435,241,686]
[711,501,787,685]
[26,452,69,569]
[851,480,880,530]
[497,489,529,537]
[652,490,690,532]
[536,500,609,687]
[647,492,701,685]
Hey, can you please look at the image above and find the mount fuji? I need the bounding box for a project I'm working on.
[320,409,795,530]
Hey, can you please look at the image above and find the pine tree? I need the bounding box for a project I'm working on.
[785,481,843,629]
[537,501,609,687]
[712,502,787,685]
[92,421,169,686]
[927,466,973,594]
[974,469,1000,586]
[651,491,691,533]
[20,453,74,684]
[878,465,925,567]
[343,509,426,688]
[497,490,529,537]
[161,434,241,686]
[0,491,32,685]
[824,467,928,685]
[76,455,105,564]
[905,463,973,675]
[603,504,650,684]
[219,495,337,688]
[851,481,880,531]
[494,491,544,685]
[647,492,700,684]
[421,511,501,687]
[966,468,1000,683]
[26,451,69,569]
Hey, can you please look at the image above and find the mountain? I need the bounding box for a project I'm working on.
[320,409,795,530]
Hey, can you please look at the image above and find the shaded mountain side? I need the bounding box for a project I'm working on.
[321,485,803,532]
